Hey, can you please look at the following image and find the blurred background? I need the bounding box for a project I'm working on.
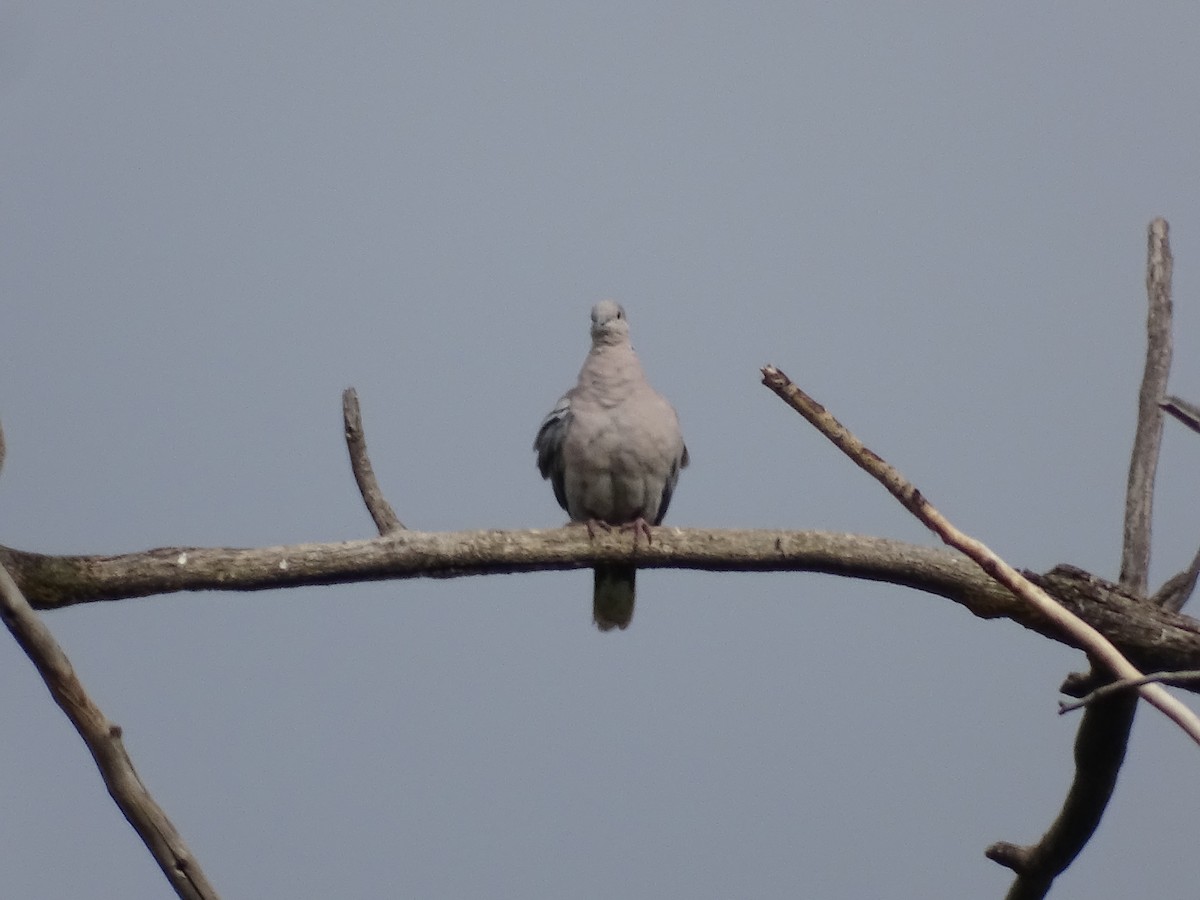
[1,4,1198,897]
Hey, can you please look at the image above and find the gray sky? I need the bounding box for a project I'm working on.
[2,3,1199,897]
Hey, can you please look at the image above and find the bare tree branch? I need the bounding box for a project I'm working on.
[0,560,220,900]
[759,363,1200,747]
[0,529,961,604]
[986,217,1175,899]
[3,533,1200,676]
[1121,216,1172,592]
[1160,395,1200,434]
[342,387,404,534]
[2,212,1198,899]
[985,691,1141,897]
[1153,544,1200,613]
[1060,671,1200,714]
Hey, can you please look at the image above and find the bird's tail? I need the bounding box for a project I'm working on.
[593,564,635,631]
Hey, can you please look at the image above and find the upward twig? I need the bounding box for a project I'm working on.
[987,218,1177,900]
[1121,216,1173,593]
[342,388,405,535]
[759,363,1200,747]
[1153,544,1200,614]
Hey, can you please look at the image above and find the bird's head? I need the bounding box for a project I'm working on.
[589,300,630,346]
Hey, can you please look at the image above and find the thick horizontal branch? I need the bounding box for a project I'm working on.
[4,531,1200,683]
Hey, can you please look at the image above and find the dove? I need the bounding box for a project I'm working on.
[535,301,688,630]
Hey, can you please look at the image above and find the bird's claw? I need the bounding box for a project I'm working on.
[585,519,613,540]
[621,517,653,547]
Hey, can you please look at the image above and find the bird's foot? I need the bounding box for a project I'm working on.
[584,519,614,540]
[620,517,653,547]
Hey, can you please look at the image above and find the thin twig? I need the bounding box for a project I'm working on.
[0,561,220,900]
[1060,671,1200,714]
[1152,543,1200,613]
[760,364,1200,746]
[1160,395,1200,434]
[342,387,404,534]
[992,217,1177,898]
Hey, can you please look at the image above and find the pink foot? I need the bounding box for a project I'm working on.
[585,519,614,540]
[620,517,653,547]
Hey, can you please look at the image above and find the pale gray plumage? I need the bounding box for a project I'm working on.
[535,300,689,631]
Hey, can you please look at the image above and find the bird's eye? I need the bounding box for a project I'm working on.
[617,309,624,319]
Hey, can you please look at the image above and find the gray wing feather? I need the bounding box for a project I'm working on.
[534,395,573,513]
[653,442,689,525]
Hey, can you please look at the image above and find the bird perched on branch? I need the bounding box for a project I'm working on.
[534,301,689,630]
